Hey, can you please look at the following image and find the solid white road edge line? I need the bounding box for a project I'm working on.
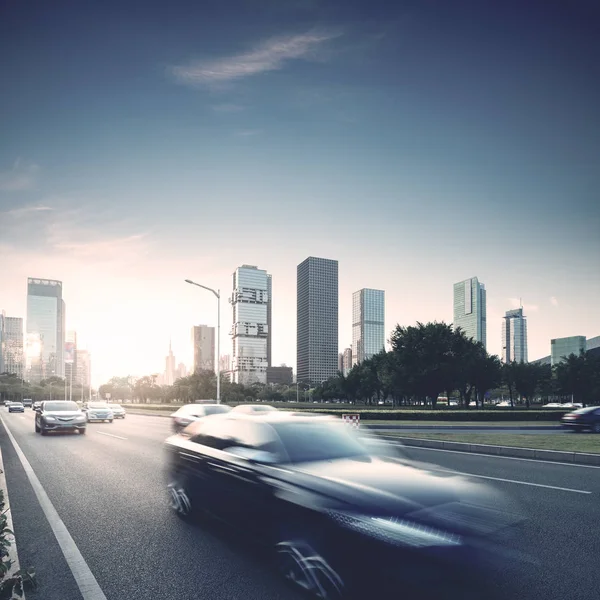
[1,417,108,600]
[437,468,592,494]
[402,444,600,469]
[0,447,26,600]
[96,431,127,440]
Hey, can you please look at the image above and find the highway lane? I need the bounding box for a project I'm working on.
[1,410,599,600]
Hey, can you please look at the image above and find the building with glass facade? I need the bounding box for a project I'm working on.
[267,274,272,367]
[342,347,353,375]
[0,313,24,378]
[76,349,91,388]
[26,278,65,382]
[297,257,338,385]
[453,277,486,348]
[502,308,528,363]
[192,325,215,373]
[231,265,269,385]
[352,289,385,365]
[551,336,586,366]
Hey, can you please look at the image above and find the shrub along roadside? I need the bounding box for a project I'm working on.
[0,488,36,598]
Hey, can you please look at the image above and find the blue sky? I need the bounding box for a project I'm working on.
[1,0,599,385]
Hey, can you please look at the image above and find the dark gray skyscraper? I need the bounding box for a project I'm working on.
[502,308,528,363]
[297,257,338,384]
[26,278,65,382]
[352,288,385,365]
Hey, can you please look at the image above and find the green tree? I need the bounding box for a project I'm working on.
[513,362,546,408]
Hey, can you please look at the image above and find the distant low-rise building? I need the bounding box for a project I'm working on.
[266,366,293,386]
[550,336,586,366]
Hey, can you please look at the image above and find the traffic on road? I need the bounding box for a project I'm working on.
[1,409,599,600]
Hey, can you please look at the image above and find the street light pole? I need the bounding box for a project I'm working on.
[185,279,221,405]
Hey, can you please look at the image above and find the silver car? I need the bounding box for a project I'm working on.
[171,403,231,433]
[83,402,114,422]
[35,400,87,435]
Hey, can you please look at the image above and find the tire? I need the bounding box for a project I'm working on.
[168,478,194,519]
[592,423,600,434]
[275,538,345,600]
[109,419,113,423]
[40,428,48,436]
[35,422,40,433]
[79,428,86,435]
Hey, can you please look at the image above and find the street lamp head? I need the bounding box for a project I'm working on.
[184,279,194,284]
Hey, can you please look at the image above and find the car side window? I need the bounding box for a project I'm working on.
[189,418,233,450]
[226,421,283,455]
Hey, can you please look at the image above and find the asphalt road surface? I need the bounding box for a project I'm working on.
[1,411,598,600]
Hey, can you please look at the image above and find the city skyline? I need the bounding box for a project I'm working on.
[2,1,599,385]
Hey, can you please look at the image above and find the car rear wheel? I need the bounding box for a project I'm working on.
[40,428,48,436]
[592,423,600,434]
[276,539,344,600]
[35,423,40,432]
[109,419,113,423]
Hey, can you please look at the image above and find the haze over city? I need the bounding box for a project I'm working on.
[1,0,599,386]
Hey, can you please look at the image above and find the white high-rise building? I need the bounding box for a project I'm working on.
[231,265,268,385]
[76,349,91,387]
[192,325,215,373]
[164,339,177,385]
[453,277,487,348]
[0,313,24,379]
[502,308,528,363]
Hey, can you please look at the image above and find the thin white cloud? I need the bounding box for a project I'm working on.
[508,298,539,312]
[170,29,341,87]
[550,296,559,307]
[5,204,52,217]
[0,160,40,191]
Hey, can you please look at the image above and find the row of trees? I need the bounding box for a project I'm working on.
[94,322,600,408]
[0,373,92,403]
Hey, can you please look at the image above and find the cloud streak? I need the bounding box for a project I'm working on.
[5,204,52,217]
[170,29,341,87]
[550,296,559,307]
[0,159,40,191]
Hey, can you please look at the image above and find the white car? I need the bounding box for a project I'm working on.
[108,403,126,418]
[542,403,564,408]
[495,401,512,407]
[231,404,279,415]
[83,402,114,422]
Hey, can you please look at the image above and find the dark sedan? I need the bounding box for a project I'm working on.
[170,403,231,433]
[561,406,600,432]
[35,400,87,435]
[165,413,524,600]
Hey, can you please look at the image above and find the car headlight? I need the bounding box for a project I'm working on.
[75,415,86,422]
[44,416,56,422]
[327,511,462,548]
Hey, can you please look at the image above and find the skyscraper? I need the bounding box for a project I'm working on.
[453,277,486,348]
[342,347,353,375]
[502,308,528,363]
[266,274,272,367]
[297,257,338,384]
[0,313,24,378]
[165,339,176,385]
[26,278,65,382]
[231,265,268,384]
[352,288,385,365]
[76,349,91,388]
[65,330,77,387]
[192,325,216,373]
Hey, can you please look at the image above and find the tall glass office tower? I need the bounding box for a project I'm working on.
[297,257,338,384]
[502,308,528,363]
[26,278,65,382]
[453,277,486,348]
[231,265,269,385]
[551,336,586,366]
[352,289,385,365]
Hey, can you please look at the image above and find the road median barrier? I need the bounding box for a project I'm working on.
[381,435,600,466]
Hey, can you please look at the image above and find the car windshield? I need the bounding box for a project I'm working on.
[44,402,79,412]
[249,406,276,412]
[204,405,231,416]
[109,405,123,409]
[89,403,109,409]
[271,420,369,464]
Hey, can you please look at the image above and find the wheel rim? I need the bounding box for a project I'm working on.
[168,483,191,516]
[276,540,344,600]
[593,423,600,433]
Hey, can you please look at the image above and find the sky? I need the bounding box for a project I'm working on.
[1,0,599,387]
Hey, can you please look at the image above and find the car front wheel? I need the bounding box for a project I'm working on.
[35,422,40,433]
[40,428,48,436]
[592,423,600,434]
[79,428,86,435]
[275,539,345,600]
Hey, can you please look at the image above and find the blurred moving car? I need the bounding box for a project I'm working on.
[108,403,126,419]
[22,398,33,408]
[82,402,114,423]
[35,400,87,435]
[4,401,12,409]
[542,402,564,408]
[231,404,278,415]
[8,402,24,413]
[32,401,42,411]
[495,401,511,407]
[165,412,524,599]
[561,406,600,433]
[171,403,231,433]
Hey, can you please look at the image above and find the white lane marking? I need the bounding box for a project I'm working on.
[436,468,592,494]
[96,431,127,440]
[1,417,108,600]
[0,448,26,599]
[400,443,600,469]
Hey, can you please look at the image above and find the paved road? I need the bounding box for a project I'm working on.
[1,411,598,600]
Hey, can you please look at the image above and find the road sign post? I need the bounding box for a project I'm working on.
[342,414,360,429]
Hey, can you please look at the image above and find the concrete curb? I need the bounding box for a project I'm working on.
[0,447,26,599]
[382,435,600,466]
[367,425,561,431]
